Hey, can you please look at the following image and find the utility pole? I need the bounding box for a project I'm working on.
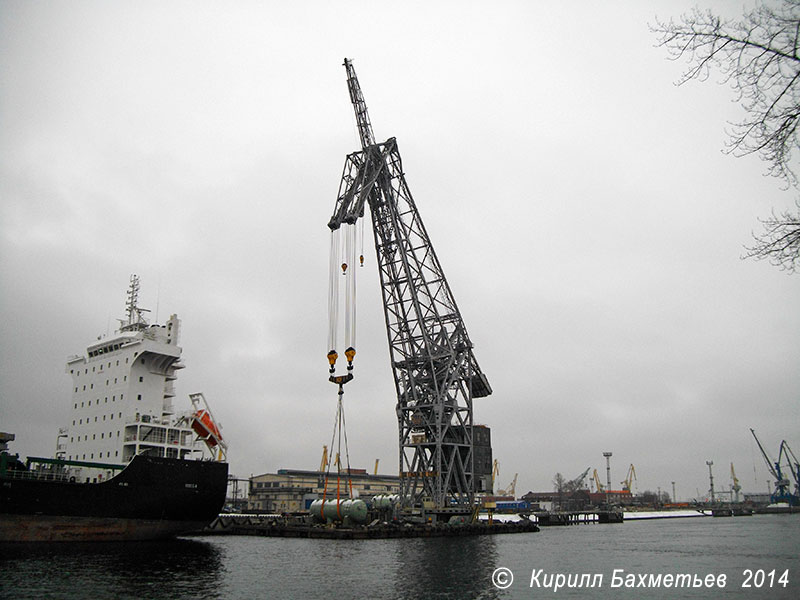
[706,460,715,503]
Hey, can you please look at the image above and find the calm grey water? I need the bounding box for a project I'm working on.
[1,514,798,599]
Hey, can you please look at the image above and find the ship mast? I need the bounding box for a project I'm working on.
[119,274,150,332]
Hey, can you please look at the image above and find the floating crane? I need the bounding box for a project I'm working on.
[326,59,492,515]
[750,428,799,506]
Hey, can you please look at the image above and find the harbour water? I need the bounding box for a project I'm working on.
[1,514,798,599]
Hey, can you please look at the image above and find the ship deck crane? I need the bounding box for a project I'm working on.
[326,59,492,515]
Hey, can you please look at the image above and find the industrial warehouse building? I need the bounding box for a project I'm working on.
[249,468,401,513]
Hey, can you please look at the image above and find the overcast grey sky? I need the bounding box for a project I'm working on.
[1,0,798,502]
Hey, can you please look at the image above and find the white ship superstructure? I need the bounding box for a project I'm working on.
[62,276,202,478]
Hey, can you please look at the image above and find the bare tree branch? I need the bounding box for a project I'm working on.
[743,199,800,271]
[652,1,800,272]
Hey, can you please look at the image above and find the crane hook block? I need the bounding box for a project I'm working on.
[329,373,354,386]
[327,350,338,374]
[341,263,348,274]
[359,254,364,267]
[345,347,356,370]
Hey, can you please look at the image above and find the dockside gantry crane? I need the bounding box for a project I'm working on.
[326,59,492,516]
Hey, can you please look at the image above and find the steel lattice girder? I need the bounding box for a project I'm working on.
[330,138,490,510]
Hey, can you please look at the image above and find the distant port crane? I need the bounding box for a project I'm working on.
[750,428,799,506]
[591,469,605,493]
[498,473,518,498]
[730,463,741,503]
[326,59,492,516]
[620,464,637,493]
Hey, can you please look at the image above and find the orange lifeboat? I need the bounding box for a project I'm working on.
[191,409,221,447]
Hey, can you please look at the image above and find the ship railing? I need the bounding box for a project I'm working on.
[4,469,75,483]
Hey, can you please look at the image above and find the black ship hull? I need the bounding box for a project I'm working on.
[1,454,228,542]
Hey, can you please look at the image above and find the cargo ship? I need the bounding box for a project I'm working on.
[0,276,229,542]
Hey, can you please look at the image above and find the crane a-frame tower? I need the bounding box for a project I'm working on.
[327,59,492,515]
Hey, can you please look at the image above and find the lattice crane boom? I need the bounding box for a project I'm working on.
[344,58,376,150]
[328,59,492,513]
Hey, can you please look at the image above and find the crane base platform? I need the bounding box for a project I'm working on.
[199,515,539,539]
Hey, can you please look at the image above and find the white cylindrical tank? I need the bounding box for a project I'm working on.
[310,498,368,524]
